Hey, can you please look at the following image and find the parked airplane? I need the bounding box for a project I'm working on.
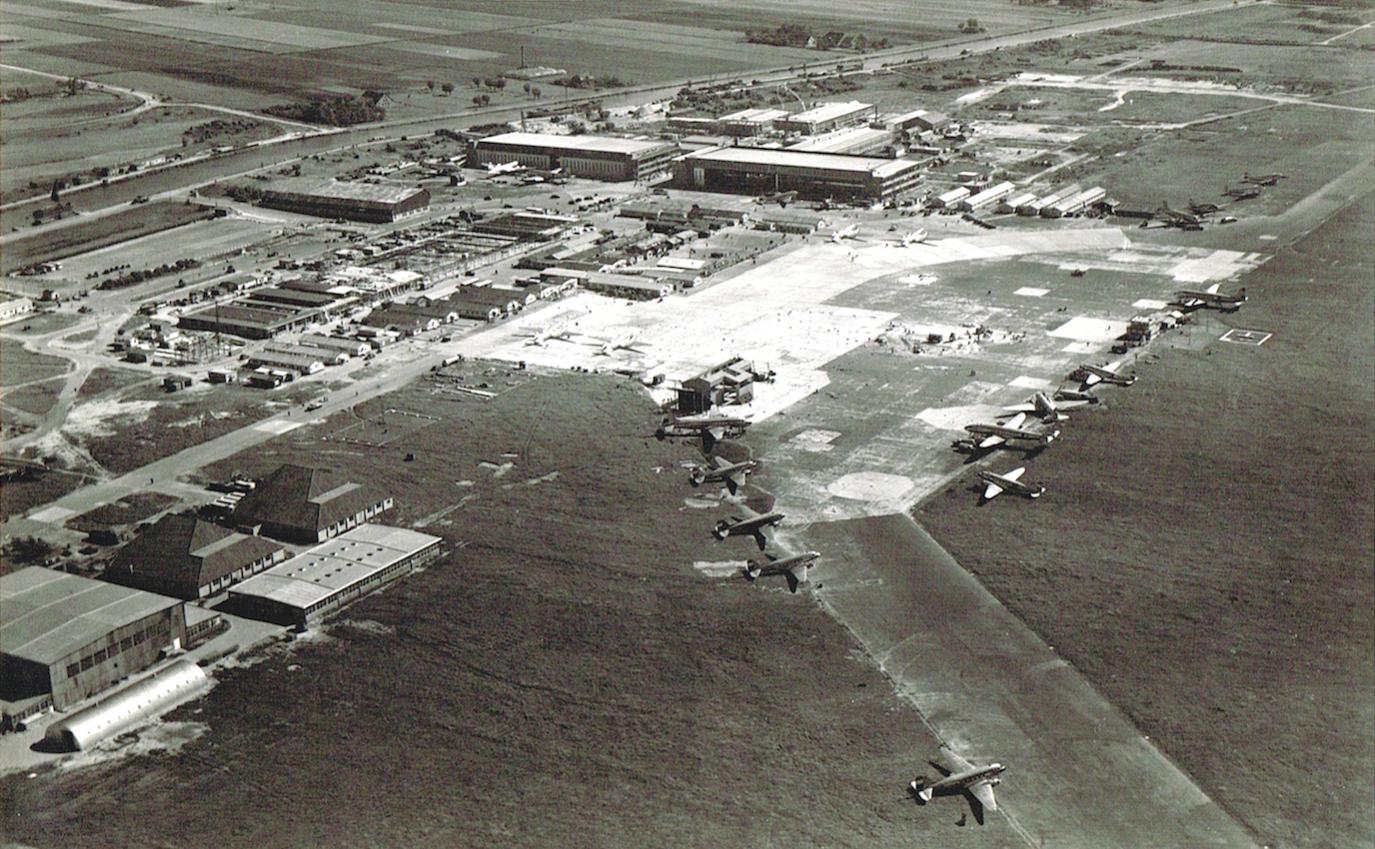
[1053,385,1100,405]
[484,161,525,175]
[1223,185,1261,200]
[657,413,750,451]
[689,457,758,495]
[758,190,798,207]
[714,512,785,550]
[962,412,1059,451]
[908,747,1006,826]
[891,228,929,247]
[1187,199,1222,215]
[831,223,860,243]
[1077,360,1136,387]
[521,323,577,346]
[743,550,818,593]
[1004,390,1091,423]
[1154,203,1203,230]
[1174,282,1247,311]
[978,467,1044,501]
[1242,171,1285,186]
[590,331,648,356]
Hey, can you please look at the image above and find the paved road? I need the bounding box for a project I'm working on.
[799,514,1259,849]
[0,0,1258,233]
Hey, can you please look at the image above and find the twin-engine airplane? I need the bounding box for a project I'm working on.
[1174,283,1247,311]
[1077,360,1136,388]
[909,747,1006,826]
[1004,390,1091,423]
[689,457,757,495]
[743,550,817,593]
[962,412,1059,451]
[657,414,750,452]
[978,467,1044,501]
[713,511,784,550]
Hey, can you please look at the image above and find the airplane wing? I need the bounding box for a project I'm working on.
[978,434,1006,450]
[970,781,997,813]
[750,529,768,551]
[1003,412,1027,429]
[725,470,746,494]
[1004,467,1026,482]
[1003,403,1034,413]
[1082,372,1103,387]
[939,746,974,773]
[1105,360,1123,373]
[1056,398,1091,410]
[983,481,1005,500]
[1205,283,1220,294]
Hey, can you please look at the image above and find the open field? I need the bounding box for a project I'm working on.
[64,491,176,536]
[0,337,69,386]
[1,374,991,849]
[74,366,149,399]
[916,186,1375,848]
[1,201,215,274]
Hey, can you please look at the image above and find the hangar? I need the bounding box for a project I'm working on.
[0,568,186,721]
[225,524,442,628]
[102,513,287,600]
[775,101,876,135]
[43,660,208,752]
[231,463,393,544]
[259,178,430,223]
[473,132,679,182]
[678,147,923,202]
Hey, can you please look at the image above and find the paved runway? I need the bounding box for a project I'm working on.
[799,514,1258,849]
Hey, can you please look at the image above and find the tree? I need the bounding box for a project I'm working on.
[441,82,454,95]
[427,80,436,92]
[531,86,541,98]
[523,82,532,94]
[472,76,482,88]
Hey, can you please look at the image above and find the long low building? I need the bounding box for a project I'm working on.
[787,127,892,155]
[678,147,922,203]
[1,567,186,720]
[179,302,321,340]
[260,178,430,223]
[540,268,674,300]
[776,101,876,135]
[225,524,442,628]
[1043,186,1107,218]
[232,463,393,544]
[952,180,1016,212]
[474,132,678,182]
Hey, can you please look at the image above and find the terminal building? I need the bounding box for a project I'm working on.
[225,524,442,628]
[231,463,394,544]
[776,101,876,135]
[678,147,923,203]
[103,513,287,600]
[259,178,430,223]
[1,567,186,722]
[473,132,679,182]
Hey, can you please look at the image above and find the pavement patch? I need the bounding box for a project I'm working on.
[1049,316,1129,343]
[1010,375,1053,389]
[1132,299,1170,310]
[28,505,77,524]
[827,471,913,502]
[790,428,841,452]
[1013,287,1049,297]
[253,420,304,435]
[1219,328,1272,346]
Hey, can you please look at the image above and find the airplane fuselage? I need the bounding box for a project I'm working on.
[748,551,818,577]
[965,423,1055,444]
[715,512,784,542]
[978,471,1044,498]
[1082,365,1136,386]
[690,460,757,488]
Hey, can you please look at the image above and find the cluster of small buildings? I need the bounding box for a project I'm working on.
[929,181,1109,218]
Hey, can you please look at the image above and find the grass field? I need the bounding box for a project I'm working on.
[0,338,69,386]
[0,201,215,274]
[0,372,993,849]
[75,366,150,399]
[915,187,1375,848]
[65,491,177,536]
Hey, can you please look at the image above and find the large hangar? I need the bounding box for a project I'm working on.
[0,567,186,718]
[474,132,678,182]
[259,178,430,223]
[678,147,923,202]
[225,524,442,628]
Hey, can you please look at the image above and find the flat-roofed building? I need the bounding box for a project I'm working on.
[103,513,286,600]
[787,127,892,155]
[245,349,325,374]
[259,178,429,223]
[1020,184,1080,217]
[776,101,876,135]
[952,180,1016,211]
[248,286,356,318]
[1,567,186,718]
[474,132,678,181]
[1001,191,1038,213]
[179,302,322,340]
[933,186,971,208]
[884,108,951,134]
[225,524,442,628]
[298,334,371,358]
[679,147,922,202]
[1043,186,1106,218]
[231,463,393,544]
[717,107,788,137]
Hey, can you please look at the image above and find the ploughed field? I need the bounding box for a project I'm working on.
[3,372,1025,848]
[916,186,1375,848]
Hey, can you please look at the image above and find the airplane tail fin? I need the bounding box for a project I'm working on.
[701,430,718,453]
[908,777,933,803]
[713,520,731,541]
[743,562,761,581]
[785,563,808,593]
[688,468,706,487]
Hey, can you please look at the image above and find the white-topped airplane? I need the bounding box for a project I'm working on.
[1004,390,1091,423]
[714,511,784,550]
[978,467,1044,501]
[689,457,757,495]
[1078,360,1136,387]
[831,223,860,243]
[909,746,1006,825]
[590,331,648,356]
[962,412,1059,451]
[484,161,525,175]
[1053,385,1099,405]
[521,323,577,347]
[743,550,817,593]
[1174,283,1247,311]
[658,413,750,452]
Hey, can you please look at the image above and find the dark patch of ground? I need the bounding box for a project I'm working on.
[75,367,151,399]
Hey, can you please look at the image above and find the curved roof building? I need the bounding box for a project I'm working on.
[44,660,207,751]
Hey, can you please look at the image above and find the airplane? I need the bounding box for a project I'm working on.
[743,550,818,593]
[1077,360,1136,387]
[1053,385,1100,405]
[589,331,648,356]
[831,223,860,243]
[961,412,1059,451]
[1004,390,1092,423]
[713,511,785,550]
[757,190,798,207]
[897,228,929,246]
[908,746,1006,826]
[1187,199,1222,215]
[1242,171,1285,186]
[1174,282,1247,311]
[521,167,566,185]
[1223,185,1261,200]
[484,161,525,175]
[978,467,1045,501]
[657,413,750,452]
[689,457,758,495]
[521,323,577,346]
[1154,203,1202,230]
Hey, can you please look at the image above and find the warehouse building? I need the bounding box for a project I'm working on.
[1,567,186,722]
[103,513,287,600]
[474,132,678,182]
[225,524,442,628]
[952,180,1016,212]
[540,268,675,300]
[1043,186,1107,218]
[933,186,971,208]
[231,463,393,544]
[1019,184,1080,217]
[787,127,892,155]
[776,101,876,135]
[179,302,322,340]
[259,178,430,223]
[1000,190,1039,214]
[44,659,208,752]
[884,108,952,134]
[245,349,325,375]
[717,107,788,137]
[678,147,922,202]
[297,334,371,358]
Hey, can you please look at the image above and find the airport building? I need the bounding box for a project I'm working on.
[776,101,876,135]
[259,178,430,223]
[225,524,442,628]
[1043,186,1107,218]
[933,186,971,208]
[787,127,892,156]
[717,107,788,137]
[473,132,679,182]
[1019,184,1080,217]
[231,463,393,544]
[951,180,1016,212]
[178,301,322,340]
[103,513,287,600]
[1000,190,1039,214]
[1,567,187,721]
[678,147,922,202]
[884,108,952,134]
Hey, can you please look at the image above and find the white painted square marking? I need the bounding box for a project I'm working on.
[1060,341,1102,354]
[1013,287,1049,297]
[254,420,304,435]
[29,506,77,524]
[1258,235,1277,241]
[1219,328,1272,346]
[1010,375,1052,390]
[1049,316,1129,343]
[1132,299,1169,310]
[791,428,841,452]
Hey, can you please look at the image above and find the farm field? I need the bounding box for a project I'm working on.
[0,373,1011,849]
[916,184,1375,849]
